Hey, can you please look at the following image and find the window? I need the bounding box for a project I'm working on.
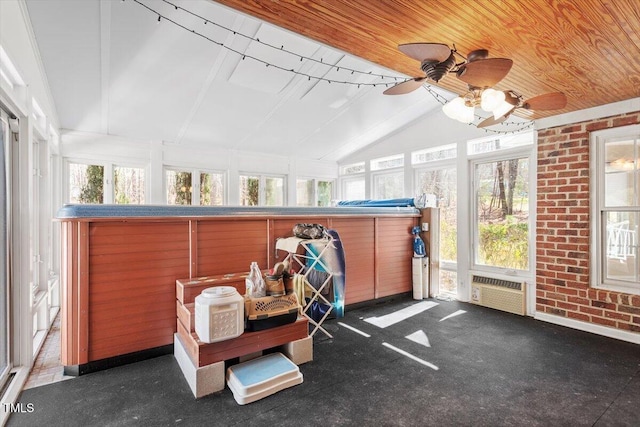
[296,178,333,207]
[372,171,404,199]
[200,172,224,206]
[414,144,457,296]
[167,169,225,205]
[114,166,145,204]
[239,174,285,206]
[341,176,365,200]
[473,156,530,271]
[69,162,104,204]
[470,132,533,274]
[68,161,146,204]
[0,116,9,388]
[371,154,404,199]
[592,124,640,295]
[371,154,404,171]
[317,180,333,207]
[412,144,456,164]
[166,170,192,205]
[340,162,365,175]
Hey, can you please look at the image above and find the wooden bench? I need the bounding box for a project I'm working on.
[174,273,313,398]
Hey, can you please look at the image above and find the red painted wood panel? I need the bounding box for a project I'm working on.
[197,220,268,275]
[330,218,376,304]
[59,211,419,366]
[376,218,416,298]
[87,222,190,361]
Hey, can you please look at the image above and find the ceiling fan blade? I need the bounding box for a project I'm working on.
[477,108,515,128]
[398,43,451,62]
[383,77,426,95]
[523,92,567,110]
[456,58,513,87]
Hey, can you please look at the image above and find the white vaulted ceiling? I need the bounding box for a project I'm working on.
[25,0,462,161]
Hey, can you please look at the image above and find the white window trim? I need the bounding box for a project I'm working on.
[590,124,640,295]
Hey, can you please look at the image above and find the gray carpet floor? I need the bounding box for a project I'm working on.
[8,297,640,426]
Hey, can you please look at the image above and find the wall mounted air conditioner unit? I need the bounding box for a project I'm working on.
[471,275,526,316]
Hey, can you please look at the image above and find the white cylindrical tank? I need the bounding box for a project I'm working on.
[195,286,244,343]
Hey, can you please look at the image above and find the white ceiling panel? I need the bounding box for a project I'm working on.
[25,0,460,161]
[228,24,320,94]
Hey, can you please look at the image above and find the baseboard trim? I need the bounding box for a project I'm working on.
[64,344,174,376]
[535,312,640,345]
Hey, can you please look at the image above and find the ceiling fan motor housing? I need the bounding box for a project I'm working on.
[420,52,456,82]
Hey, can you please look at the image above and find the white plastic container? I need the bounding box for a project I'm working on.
[194,286,244,343]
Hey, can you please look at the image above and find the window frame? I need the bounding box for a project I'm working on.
[164,166,227,206]
[66,159,149,205]
[296,177,335,207]
[414,156,458,296]
[590,124,640,295]
[469,144,535,278]
[371,168,404,200]
[238,173,286,206]
[340,174,365,201]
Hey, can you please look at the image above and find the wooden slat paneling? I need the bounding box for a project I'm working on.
[214,0,640,119]
[376,217,416,298]
[60,211,419,367]
[87,222,190,361]
[197,220,268,275]
[329,218,375,304]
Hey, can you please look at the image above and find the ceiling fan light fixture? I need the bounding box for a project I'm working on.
[480,88,505,112]
[443,97,474,124]
[492,98,515,119]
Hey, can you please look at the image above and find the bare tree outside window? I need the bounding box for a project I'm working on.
[475,157,529,270]
[296,179,313,206]
[167,170,192,205]
[114,166,145,204]
[200,172,224,206]
[240,175,259,206]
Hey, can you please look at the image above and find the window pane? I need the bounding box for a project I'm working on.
[265,176,284,206]
[200,172,224,206]
[604,139,637,207]
[468,132,533,155]
[371,154,404,171]
[69,163,104,203]
[114,166,145,204]
[343,177,365,200]
[605,211,639,284]
[417,168,457,262]
[296,179,313,207]
[340,162,365,175]
[166,170,192,205]
[412,144,456,164]
[317,180,333,207]
[439,270,457,296]
[475,157,529,270]
[373,171,403,199]
[240,175,259,206]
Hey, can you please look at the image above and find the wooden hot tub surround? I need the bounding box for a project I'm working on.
[56,205,420,374]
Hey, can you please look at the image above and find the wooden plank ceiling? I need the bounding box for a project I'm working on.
[213,0,640,119]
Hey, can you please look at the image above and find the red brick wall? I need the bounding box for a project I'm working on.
[536,111,640,334]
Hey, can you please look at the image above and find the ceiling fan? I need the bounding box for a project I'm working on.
[383,43,567,127]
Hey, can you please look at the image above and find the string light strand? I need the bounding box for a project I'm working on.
[128,0,533,135]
